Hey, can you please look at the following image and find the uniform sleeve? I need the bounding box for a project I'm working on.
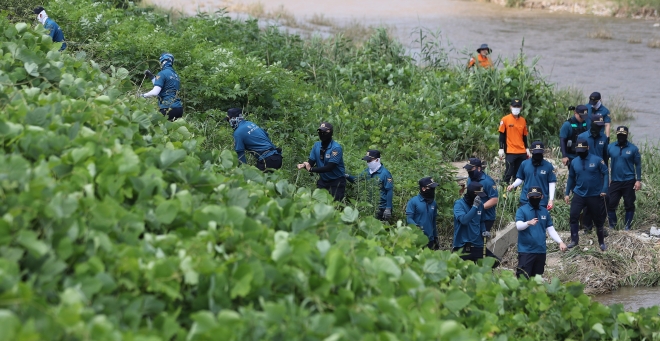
[308,145,317,164]
[153,71,166,88]
[600,159,609,193]
[559,123,570,139]
[548,164,557,183]
[515,208,525,224]
[485,179,498,199]
[516,162,525,181]
[383,173,394,209]
[233,132,246,164]
[603,108,612,123]
[44,21,56,39]
[634,147,642,181]
[602,139,609,167]
[498,118,506,134]
[406,200,417,225]
[456,203,477,225]
[565,162,575,196]
[468,58,475,68]
[523,119,529,136]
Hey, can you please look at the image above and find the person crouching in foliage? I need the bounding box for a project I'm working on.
[515,186,567,279]
[297,122,346,202]
[226,108,282,172]
[453,182,500,267]
[141,53,183,121]
[406,177,439,250]
[346,150,394,221]
[33,6,66,51]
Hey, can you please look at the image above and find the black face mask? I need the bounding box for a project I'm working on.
[529,197,542,209]
[577,151,589,159]
[617,134,628,146]
[464,191,476,206]
[421,187,435,202]
[590,125,601,137]
[318,131,333,144]
[467,170,482,181]
[531,153,543,166]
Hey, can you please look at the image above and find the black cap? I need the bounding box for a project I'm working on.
[477,44,492,53]
[530,141,544,154]
[592,114,605,126]
[589,92,601,105]
[575,138,589,152]
[467,182,488,198]
[318,122,333,132]
[419,177,439,188]
[33,6,45,14]
[361,150,381,161]
[528,186,543,198]
[511,99,522,107]
[616,126,629,135]
[463,157,483,169]
[227,108,243,118]
[575,105,588,116]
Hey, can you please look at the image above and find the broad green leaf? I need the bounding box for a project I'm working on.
[16,230,49,257]
[271,231,291,262]
[592,323,605,334]
[0,310,19,340]
[325,248,349,285]
[444,290,472,313]
[313,203,334,221]
[24,62,39,76]
[159,149,187,169]
[373,257,401,279]
[155,201,179,224]
[340,206,359,223]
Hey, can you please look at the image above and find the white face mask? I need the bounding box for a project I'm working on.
[367,159,381,174]
[511,107,521,115]
[37,11,48,25]
[593,100,602,110]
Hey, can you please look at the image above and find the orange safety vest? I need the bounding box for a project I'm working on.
[468,54,492,69]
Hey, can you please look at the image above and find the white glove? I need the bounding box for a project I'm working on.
[498,149,505,158]
[526,149,532,158]
[473,195,483,208]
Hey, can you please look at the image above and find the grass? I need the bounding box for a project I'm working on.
[587,28,613,40]
[613,0,660,17]
[627,36,642,43]
[308,13,334,27]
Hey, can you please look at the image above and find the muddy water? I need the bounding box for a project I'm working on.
[594,286,660,311]
[150,0,660,142]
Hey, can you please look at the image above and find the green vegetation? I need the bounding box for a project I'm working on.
[1,0,660,339]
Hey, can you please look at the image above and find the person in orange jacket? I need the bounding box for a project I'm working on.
[468,44,493,69]
[499,99,531,185]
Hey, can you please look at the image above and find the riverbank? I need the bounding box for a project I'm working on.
[500,230,660,294]
[482,0,660,19]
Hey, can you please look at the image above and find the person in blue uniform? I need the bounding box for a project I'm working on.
[577,113,609,234]
[564,139,609,251]
[453,182,499,266]
[607,126,642,230]
[297,122,346,202]
[406,177,439,250]
[33,7,66,51]
[141,53,183,121]
[515,187,567,279]
[464,158,498,231]
[226,108,282,171]
[347,150,394,221]
[507,141,557,210]
[559,105,588,166]
[585,92,611,138]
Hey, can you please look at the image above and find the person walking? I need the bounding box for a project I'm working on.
[452,182,499,266]
[564,139,609,251]
[585,92,611,138]
[464,158,498,232]
[33,6,66,51]
[141,53,183,121]
[226,108,282,171]
[406,177,439,250]
[607,126,642,230]
[515,187,567,279]
[498,99,531,185]
[577,113,609,234]
[507,141,557,210]
[297,122,346,202]
[467,44,493,69]
[559,105,589,166]
[347,150,394,221]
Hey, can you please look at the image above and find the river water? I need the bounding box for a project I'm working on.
[149,0,660,142]
[594,286,660,311]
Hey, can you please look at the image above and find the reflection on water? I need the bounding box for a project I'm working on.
[594,286,660,312]
[148,0,660,142]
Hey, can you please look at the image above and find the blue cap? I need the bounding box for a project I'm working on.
[477,44,492,53]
